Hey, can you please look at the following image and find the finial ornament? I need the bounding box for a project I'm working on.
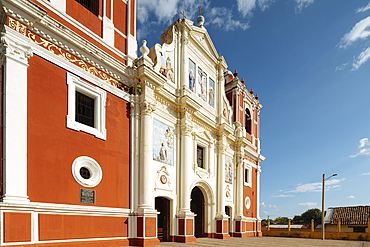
[180,11,186,19]
[198,6,203,15]
[197,6,205,27]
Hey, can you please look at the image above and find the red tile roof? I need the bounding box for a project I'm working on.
[330,206,370,225]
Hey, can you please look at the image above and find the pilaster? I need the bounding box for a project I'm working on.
[1,27,33,203]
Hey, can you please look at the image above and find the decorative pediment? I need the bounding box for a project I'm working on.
[189,29,219,60]
[155,166,172,191]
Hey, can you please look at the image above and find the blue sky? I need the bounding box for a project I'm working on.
[137,0,370,220]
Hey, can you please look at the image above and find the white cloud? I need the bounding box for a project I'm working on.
[236,0,256,17]
[258,0,275,11]
[358,138,370,148]
[209,7,249,31]
[335,63,348,71]
[352,46,370,70]
[298,202,317,207]
[272,195,295,198]
[357,2,370,13]
[332,185,341,188]
[347,195,355,199]
[361,172,370,176]
[350,138,370,157]
[295,0,314,14]
[287,179,343,193]
[339,16,370,48]
[137,0,248,34]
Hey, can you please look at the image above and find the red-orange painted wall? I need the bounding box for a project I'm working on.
[3,212,32,243]
[243,166,257,218]
[130,0,135,36]
[27,55,130,208]
[66,0,103,37]
[113,0,127,36]
[115,31,127,54]
[145,217,156,237]
[38,214,128,241]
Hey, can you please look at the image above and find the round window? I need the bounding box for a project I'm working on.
[245,196,251,210]
[72,156,102,187]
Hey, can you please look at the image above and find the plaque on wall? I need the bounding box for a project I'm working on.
[80,188,95,204]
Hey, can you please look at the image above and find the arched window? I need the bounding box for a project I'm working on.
[245,108,252,134]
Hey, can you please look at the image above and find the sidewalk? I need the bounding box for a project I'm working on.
[158,237,370,246]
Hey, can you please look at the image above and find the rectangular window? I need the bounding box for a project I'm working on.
[76,0,99,16]
[244,163,252,187]
[75,91,95,128]
[353,227,366,233]
[197,146,204,169]
[245,168,249,184]
[66,73,106,140]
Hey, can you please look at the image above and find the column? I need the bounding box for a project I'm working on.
[136,100,159,247]
[1,27,33,203]
[215,141,229,239]
[102,0,115,47]
[176,116,196,243]
[180,25,188,89]
[49,0,66,12]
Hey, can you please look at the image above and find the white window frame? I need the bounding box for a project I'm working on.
[244,162,252,188]
[66,72,107,140]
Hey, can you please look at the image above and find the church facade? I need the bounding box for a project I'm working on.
[0,0,264,246]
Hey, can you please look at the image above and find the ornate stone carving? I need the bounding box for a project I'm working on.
[140,100,156,115]
[1,32,33,65]
[181,124,193,136]
[155,166,171,191]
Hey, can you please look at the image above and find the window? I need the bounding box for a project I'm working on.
[197,146,204,168]
[75,91,95,127]
[245,108,252,134]
[353,227,366,233]
[66,73,106,140]
[72,156,102,187]
[244,163,252,187]
[76,0,99,16]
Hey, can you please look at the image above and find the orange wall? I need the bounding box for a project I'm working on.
[115,31,127,54]
[39,214,128,241]
[130,0,135,36]
[3,212,32,243]
[66,0,103,37]
[27,55,130,208]
[243,166,257,218]
[113,0,127,36]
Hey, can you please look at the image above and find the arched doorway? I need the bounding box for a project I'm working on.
[225,206,232,234]
[191,187,205,237]
[155,197,170,241]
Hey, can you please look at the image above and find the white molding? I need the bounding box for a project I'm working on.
[72,156,103,188]
[66,73,107,140]
[49,0,66,13]
[1,28,32,203]
[30,41,130,102]
[244,196,251,210]
[0,202,131,215]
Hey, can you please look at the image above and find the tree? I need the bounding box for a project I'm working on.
[274,216,290,224]
[300,208,322,226]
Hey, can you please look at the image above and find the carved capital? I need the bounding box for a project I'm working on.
[1,31,33,65]
[140,100,156,115]
[181,124,193,136]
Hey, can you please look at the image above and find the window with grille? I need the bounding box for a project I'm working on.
[197,146,204,169]
[76,0,99,16]
[75,91,95,128]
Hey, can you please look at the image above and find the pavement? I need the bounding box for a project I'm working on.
[158,237,370,246]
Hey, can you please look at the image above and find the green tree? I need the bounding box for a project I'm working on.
[274,216,290,224]
[300,208,321,226]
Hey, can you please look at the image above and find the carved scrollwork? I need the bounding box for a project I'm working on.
[181,124,193,136]
[140,100,156,115]
[1,32,33,65]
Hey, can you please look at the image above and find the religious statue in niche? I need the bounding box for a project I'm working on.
[198,67,207,101]
[189,59,196,92]
[209,78,215,107]
[153,119,174,165]
[225,156,233,183]
[159,50,175,82]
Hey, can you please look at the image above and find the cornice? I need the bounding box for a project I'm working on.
[2,1,132,85]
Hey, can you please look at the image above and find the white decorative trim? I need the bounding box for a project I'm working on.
[244,196,251,210]
[66,73,107,140]
[72,156,103,188]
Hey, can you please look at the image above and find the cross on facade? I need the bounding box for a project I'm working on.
[198,6,203,15]
[180,11,186,19]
